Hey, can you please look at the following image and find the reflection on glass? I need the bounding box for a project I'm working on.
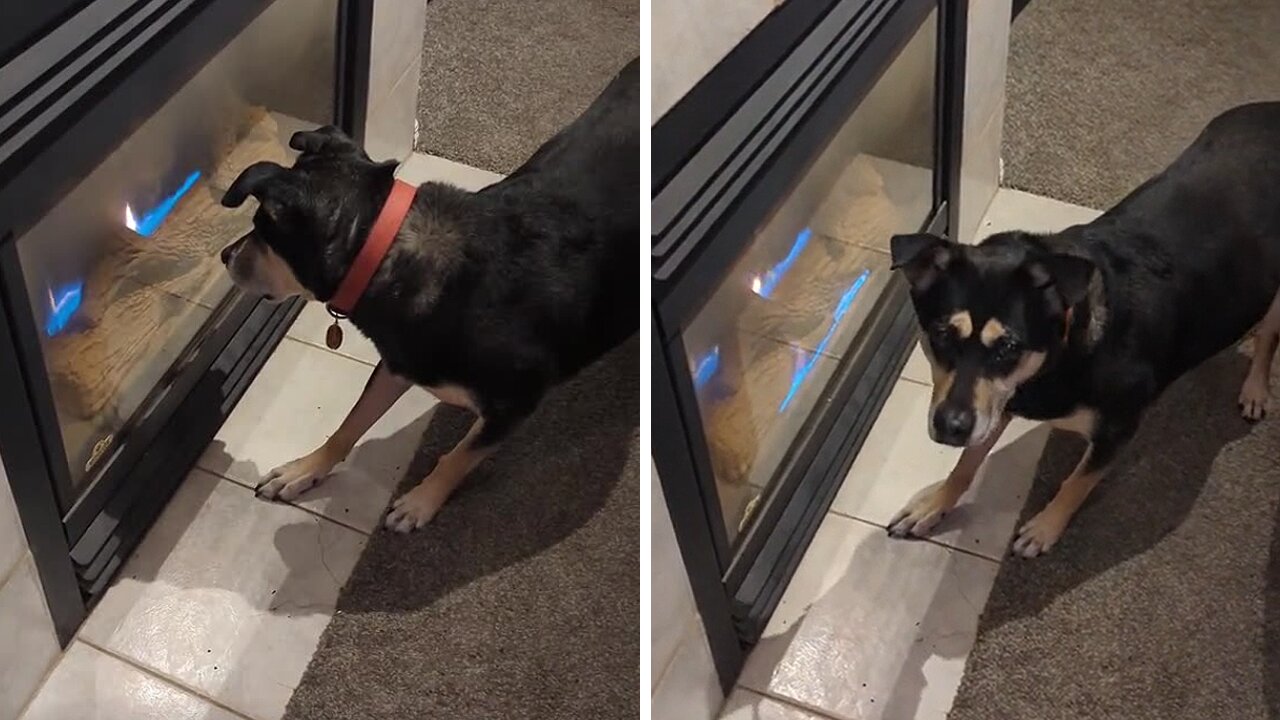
[14,0,337,489]
[685,10,940,544]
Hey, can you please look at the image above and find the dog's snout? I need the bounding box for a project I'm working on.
[933,403,974,446]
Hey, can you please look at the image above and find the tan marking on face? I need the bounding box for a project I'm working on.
[1048,407,1097,437]
[980,318,1007,347]
[949,311,973,339]
[957,350,1047,446]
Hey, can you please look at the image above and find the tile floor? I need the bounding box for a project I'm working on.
[716,189,1102,720]
[16,154,502,720]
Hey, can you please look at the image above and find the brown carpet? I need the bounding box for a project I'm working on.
[281,336,638,720]
[948,348,1280,719]
[415,0,638,173]
[1003,0,1280,210]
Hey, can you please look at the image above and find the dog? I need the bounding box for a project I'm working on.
[886,102,1280,557]
[218,58,638,532]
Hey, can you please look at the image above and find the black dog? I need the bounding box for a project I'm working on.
[887,102,1280,557]
[219,58,638,532]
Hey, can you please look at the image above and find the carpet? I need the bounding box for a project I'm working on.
[1002,0,1280,210]
[415,0,639,174]
[948,347,1280,719]
[282,336,639,720]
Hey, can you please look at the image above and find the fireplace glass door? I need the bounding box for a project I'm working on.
[12,0,337,498]
[685,9,938,546]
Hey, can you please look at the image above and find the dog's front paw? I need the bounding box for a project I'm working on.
[256,448,340,501]
[1011,507,1068,558]
[887,482,958,539]
[1239,373,1269,421]
[384,483,447,533]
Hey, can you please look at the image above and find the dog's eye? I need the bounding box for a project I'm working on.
[991,336,1021,364]
[929,320,957,355]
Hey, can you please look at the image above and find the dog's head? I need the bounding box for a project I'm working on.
[219,126,397,302]
[891,231,1094,447]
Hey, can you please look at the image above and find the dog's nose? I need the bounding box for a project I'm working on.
[220,243,235,265]
[933,404,974,446]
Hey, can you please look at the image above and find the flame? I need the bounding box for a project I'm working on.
[124,204,138,232]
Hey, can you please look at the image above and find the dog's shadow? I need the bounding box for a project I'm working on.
[331,334,639,615]
[977,350,1256,633]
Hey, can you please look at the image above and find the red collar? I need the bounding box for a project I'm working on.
[327,180,417,316]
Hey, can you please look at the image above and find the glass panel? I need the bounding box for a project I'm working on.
[685,9,938,545]
[14,0,338,489]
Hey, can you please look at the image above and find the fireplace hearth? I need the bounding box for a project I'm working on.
[0,0,372,644]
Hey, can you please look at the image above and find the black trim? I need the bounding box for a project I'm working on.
[652,315,745,693]
[334,0,372,145]
[0,236,84,645]
[651,0,969,689]
[1012,0,1032,21]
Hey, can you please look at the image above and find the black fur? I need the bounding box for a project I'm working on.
[895,101,1280,471]
[223,58,639,446]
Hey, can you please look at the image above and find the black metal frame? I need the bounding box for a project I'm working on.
[0,0,371,645]
[652,0,969,690]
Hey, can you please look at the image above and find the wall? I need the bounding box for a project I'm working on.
[0,456,60,720]
[956,0,1013,244]
[651,467,724,719]
[363,0,429,162]
[651,0,778,121]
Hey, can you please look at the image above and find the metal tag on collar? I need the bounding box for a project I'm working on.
[325,306,347,350]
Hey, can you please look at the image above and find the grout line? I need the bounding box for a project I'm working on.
[832,511,1003,565]
[0,547,27,597]
[12,609,67,720]
[651,610,703,695]
[898,374,930,388]
[199,468,374,537]
[744,686,853,720]
[77,638,262,720]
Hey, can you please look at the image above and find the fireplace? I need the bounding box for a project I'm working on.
[652,0,968,688]
[0,0,371,643]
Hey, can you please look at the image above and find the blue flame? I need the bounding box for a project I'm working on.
[131,170,201,237]
[754,227,812,299]
[691,345,721,389]
[779,268,872,412]
[44,281,84,336]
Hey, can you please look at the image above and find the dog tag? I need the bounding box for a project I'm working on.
[326,320,344,350]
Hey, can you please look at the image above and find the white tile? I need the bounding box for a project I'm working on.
[368,0,428,112]
[199,338,438,534]
[396,152,504,192]
[739,513,998,720]
[80,469,366,720]
[900,342,931,386]
[720,688,832,720]
[652,468,698,689]
[286,301,381,367]
[0,555,60,720]
[979,188,1102,237]
[653,622,725,720]
[364,54,422,163]
[651,0,776,120]
[956,101,1003,245]
[0,458,27,583]
[831,379,1048,560]
[21,642,242,720]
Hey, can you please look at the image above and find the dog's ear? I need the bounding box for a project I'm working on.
[890,233,954,291]
[222,161,287,209]
[289,126,368,160]
[1023,253,1095,308]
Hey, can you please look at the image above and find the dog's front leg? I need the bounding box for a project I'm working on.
[888,413,1011,538]
[257,361,410,501]
[383,404,529,533]
[1012,417,1134,558]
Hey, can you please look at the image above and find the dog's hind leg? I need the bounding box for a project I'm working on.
[384,402,531,533]
[1239,286,1280,420]
[257,361,410,501]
